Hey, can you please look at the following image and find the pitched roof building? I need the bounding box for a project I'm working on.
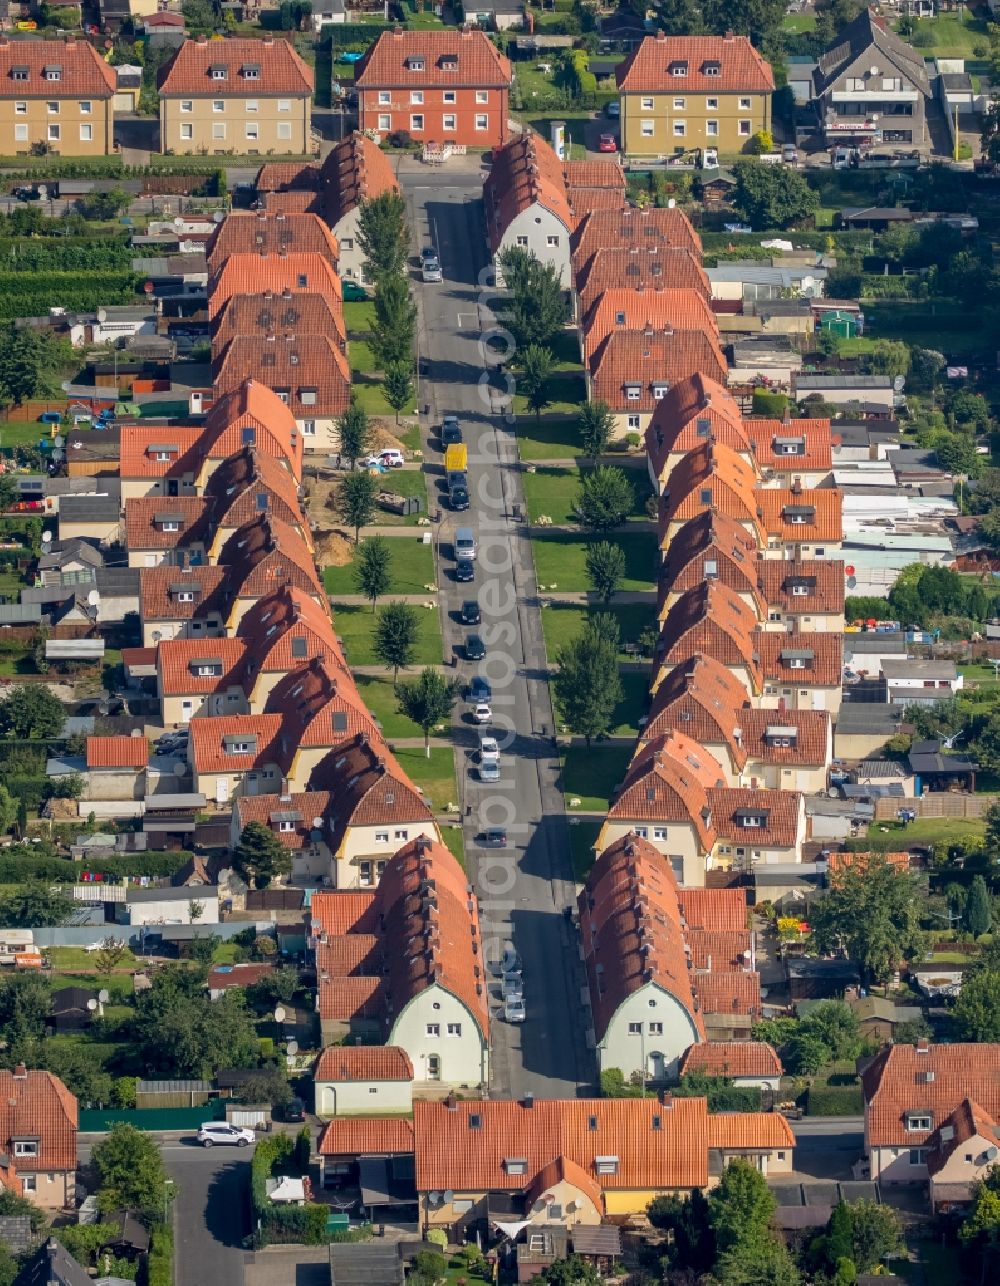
[582,287,718,361]
[0,1067,77,1211]
[588,329,728,430]
[571,207,701,274]
[208,252,342,320]
[0,35,117,157]
[576,246,710,319]
[205,212,340,277]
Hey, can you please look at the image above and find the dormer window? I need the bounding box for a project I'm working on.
[223,735,257,756]
[210,64,228,81]
[790,582,810,596]
[783,505,815,525]
[781,648,814,670]
[774,436,805,456]
[45,66,62,82]
[765,725,798,749]
[278,820,295,833]
[11,66,29,82]
[12,1140,38,1157]
[907,1114,932,1132]
[735,810,768,829]
[615,311,626,325]
[670,62,688,77]
[406,56,425,71]
[242,63,261,79]
[191,658,223,678]
[653,383,669,400]
[703,61,721,76]
[503,1157,527,1175]
[624,382,641,401]
[594,1155,619,1175]
[440,55,458,70]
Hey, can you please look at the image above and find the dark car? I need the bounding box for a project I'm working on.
[469,675,492,703]
[341,281,369,302]
[461,600,481,625]
[449,486,470,511]
[441,417,463,446]
[455,559,475,582]
[466,633,486,661]
[478,827,508,847]
[278,1097,306,1122]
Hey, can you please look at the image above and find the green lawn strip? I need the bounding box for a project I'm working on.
[540,602,656,662]
[549,329,585,372]
[958,663,1000,690]
[532,529,657,593]
[562,744,634,813]
[893,13,986,56]
[864,301,993,362]
[0,419,50,449]
[512,372,586,419]
[554,667,649,738]
[522,464,653,526]
[351,379,395,417]
[394,746,459,813]
[781,12,815,32]
[398,423,422,452]
[45,945,136,972]
[212,940,243,965]
[866,816,985,848]
[374,468,430,526]
[47,970,134,1002]
[353,673,423,739]
[438,825,466,870]
[322,537,435,596]
[343,300,375,333]
[516,415,582,461]
[349,338,378,374]
[330,603,444,667]
[567,819,603,883]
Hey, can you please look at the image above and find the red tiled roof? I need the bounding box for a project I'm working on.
[0,1068,77,1175]
[206,963,274,991]
[590,329,728,410]
[202,380,303,481]
[747,417,833,475]
[686,929,753,971]
[566,186,629,218]
[215,513,324,602]
[314,1046,413,1083]
[139,565,228,623]
[583,287,718,361]
[708,786,802,849]
[729,708,831,768]
[265,657,379,749]
[355,27,512,90]
[681,1041,782,1079]
[317,933,381,978]
[310,891,376,937]
[306,735,432,854]
[571,207,701,273]
[758,630,843,689]
[657,581,762,689]
[608,730,723,844]
[159,35,313,97]
[657,509,761,608]
[863,1044,1000,1149]
[579,833,704,1044]
[756,559,845,618]
[86,735,149,770]
[707,1111,794,1149]
[156,636,248,696]
[927,1098,998,1175]
[526,1155,603,1215]
[262,190,320,215]
[0,37,116,97]
[642,652,752,769]
[756,487,843,543]
[692,968,761,1017]
[413,1095,709,1194]
[236,586,343,677]
[208,252,342,319]
[231,791,331,852]
[645,373,747,476]
[124,496,210,551]
[826,850,910,874]
[119,425,203,481]
[677,887,748,932]
[189,714,284,775]
[484,133,572,252]
[255,162,318,193]
[563,160,626,191]
[316,972,382,1022]
[617,33,775,94]
[319,131,400,227]
[317,1117,414,1157]
[578,247,710,317]
[203,446,308,538]
[212,333,351,420]
[206,213,339,278]
[658,442,760,534]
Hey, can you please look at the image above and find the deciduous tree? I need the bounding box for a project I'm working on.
[578,400,614,462]
[809,858,924,984]
[497,247,566,349]
[585,540,626,603]
[0,684,65,739]
[370,274,416,369]
[554,624,622,746]
[336,401,371,467]
[731,160,819,229]
[354,535,393,611]
[356,191,409,282]
[338,469,378,543]
[374,601,419,680]
[518,344,555,419]
[577,466,633,532]
[92,1123,173,1220]
[383,361,414,424]
[395,668,460,757]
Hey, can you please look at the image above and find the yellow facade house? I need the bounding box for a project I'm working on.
[0,36,116,157]
[617,32,774,160]
[158,34,313,156]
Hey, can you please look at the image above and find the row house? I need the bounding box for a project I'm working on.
[355,26,512,150]
[571,206,702,278]
[0,1067,78,1211]
[207,250,342,322]
[485,132,576,289]
[205,211,340,279]
[576,246,710,323]
[580,286,719,365]
[563,158,628,224]
[0,36,116,157]
[213,289,347,354]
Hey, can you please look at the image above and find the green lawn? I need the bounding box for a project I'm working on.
[48,970,134,1002]
[0,419,49,449]
[896,13,987,56]
[782,12,815,33]
[322,537,436,596]
[513,372,586,420]
[865,301,995,362]
[866,816,986,848]
[439,824,466,869]
[330,603,444,667]
[516,415,581,461]
[567,818,603,882]
[959,663,1000,691]
[523,113,596,161]
[45,946,136,972]
[540,601,657,661]
[562,744,634,813]
[349,338,378,374]
[374,468,430,526]
[343,300,375,333]
[353,673,424,739]
[352,377,405,418]
[522,465,653,526]
[394,746,459,813]
[554,668,650,738]
[531,530,657,593]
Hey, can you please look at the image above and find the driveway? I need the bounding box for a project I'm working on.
[400,159,595,1098]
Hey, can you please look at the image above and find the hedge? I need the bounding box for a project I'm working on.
[143,1224,172,1286]
[327,24,386,47]
[806,1084,864,1115]
[0,852,192,883]
[0,272,139,319]
[0,241,134,272]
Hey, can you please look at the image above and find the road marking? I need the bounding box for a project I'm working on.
[456,311,477,328]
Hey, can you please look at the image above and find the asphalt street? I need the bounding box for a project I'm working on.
[401,162,594,1099]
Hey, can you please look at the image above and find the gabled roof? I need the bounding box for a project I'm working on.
[659,441,761,533]
[139,565,228,623]
[863,1044,1000,1149]
[355,27,512,90]
[212,334,351,419]
[577,246,710,317]
[642,651,752,768]
[86,735,149,770]
[926,1098,1000,1176]
[156,635,248,697]
[216,513,324,602]
[484,132,572,251]
[0,1068,77,1174]
[306,735,432,854]
[206,213,340,276]
[262,190,322,215]
[317,1116,414,1157]
[814,9,929,96]
[188,713,284,775]
[590,329,728,409]
[685,929,753,971]
[0,37,116,98]
[691,968,761,1017]
[657,581,762,688]
[124,496,211,551]
[571,207,701,271]
[202,379,303,480]
[202,445,307,536]
[747,417,833,475]
[609,730,723,844]
[563,160,626,191]
[235,789,332,849]
[254,161,318,193]
[645,374,747,475]
[264,656,381,751]
[413,1094,710,1194]
[756,559,845,617]
[319,131,400,227]
[755,486,843,543]
[314,1046,413,1083]
[158,35,314,97]
[119,425,203,481]
[707,1112,794,1150]
[677,887,748,932]
[616,33,775,95]
[236,585,343,677]
[658,509,761,607]
[758,630,843,688]
[708,786,802,849]
[582,287,718,361]
[578,833,704,1043]
[728,708,831,768]
[208,252,342,320]
[681,1041,782,1079]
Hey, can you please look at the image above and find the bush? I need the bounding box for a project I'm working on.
[806,1084,864,1115]
[145,1225,173,1286]
[751,389,788,417]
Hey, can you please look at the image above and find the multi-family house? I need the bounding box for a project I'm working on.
[576,245,710,321]
[206,250,342,324]
[484,132,574,288]
[212,289,347,354]
[571,207,702,279]
[0,1067,77,1210]
[580,286,719,364]
[205,211,340,278]
[138,564,228,646]
[811,8,931,151]
[757,631,844,715]
[354,26,512,150]
[158,34,314,156]
[0,36,116,156]
[616,33,774,159]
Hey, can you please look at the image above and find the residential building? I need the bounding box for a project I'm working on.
[581,286,719,363]
[708,1112,795,1175]
[484,132,574,288]
[211,289,346,354]
[0,1067,77,1210]
[204,211,341,278]
[0,36,116,157]
[84,734,149,801]
[881,658,962,706]
[207,251,342,323]
[588,329,729,436]
[313,1046,413,1116]
[316,131,400,284]
[679,1041,782,1092]
[862,1042,1000,1204]
[576,244,710,321]
[616,32,774,160]
[810,9,931,150]
[158,34,314,156]
[354,26,513,150]
[571,207,702,279]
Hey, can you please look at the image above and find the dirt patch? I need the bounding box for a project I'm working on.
[313,529,353,566]
[369,420,409,452]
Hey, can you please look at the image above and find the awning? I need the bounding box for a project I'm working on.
[494,1220,532,1240]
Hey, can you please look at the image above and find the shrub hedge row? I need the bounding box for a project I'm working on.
[806,1084,864,1115]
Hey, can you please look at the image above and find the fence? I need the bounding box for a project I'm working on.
[78,1102,226,1133]
[873,794,999,821]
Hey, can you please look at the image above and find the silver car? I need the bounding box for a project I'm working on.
[421,257,443,283]
[197,1122,254,1148]
[505,997,526,1023]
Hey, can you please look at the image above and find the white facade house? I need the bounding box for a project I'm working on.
[125,886,219,926]
[388,985,489,1089]
[596,979,703,1082]
[881,658,962,706]
[484,133,574,288]
[313,1046,413,1117]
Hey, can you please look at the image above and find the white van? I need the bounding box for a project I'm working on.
[378,448,404,469]
[455,528,476,561]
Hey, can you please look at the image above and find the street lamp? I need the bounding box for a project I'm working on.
[163,1178,174,1226]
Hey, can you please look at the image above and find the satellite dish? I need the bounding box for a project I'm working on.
[285,1039,298,1055]
[98,989,109,1004]
[173,217,184,230]
[86,998,98,1011]
[274,1006,286,1023]
[429,1192,442,1206]
[173,761,187,777]
[41,531,52,544]
[87,589,100,606]
[311,816,323,829]
[54,436,64,449]
[443,1190,454,1204]
[846,576,857,590]
[213,210,225,224]
[98,702,109,717]
[97,309,107,324]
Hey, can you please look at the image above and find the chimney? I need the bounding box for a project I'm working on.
[197,32,208,44]
[262,34,275,46]
[782,402,791,425]
[522,1092,534,1109]
[392,24,404,38]
[656,29,667,42]
[461,22,473,36]
[445,1091,458,1110]
[916,1038,930,1054]
[659,1089,674,1108]
[12,1064,26,1080]
[724,29,735,40]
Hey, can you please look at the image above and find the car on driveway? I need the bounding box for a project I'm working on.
[605,101,620,118]
[461,600,481,625]
[469,675,492,703]
[493,946,521,976]
[455,559,474,583]
[598,133,618,153]
[478,733,500,764]
[341,281,369,301]
[198,1122,255,1148]
[472,701,492,724]
[419,246,437,263]
[478,826,507,847]
[441,416,462,446]
[421,256,443,283]
[466,633,486,661]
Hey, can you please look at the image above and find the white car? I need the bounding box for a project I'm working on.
[378,448,404,468]
[505,997,526,1023]
[197,1122,255,1148]
[421,257,443,283]
[473,702,492,725]
[478,734,500,764]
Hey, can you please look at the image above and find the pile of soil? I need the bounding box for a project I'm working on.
[369,420,409,452]
[313,530,353,566]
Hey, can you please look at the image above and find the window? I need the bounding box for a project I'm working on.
[515,235,528,246]
[14,101,26,115]
[277,122,292,141]
[243,65,260,80]
[446,1022,462,1037]
[641,121,655,138]
[246,100,258,113]
[739,97,752,110]
[738,120,751,136]
[394,829,408,841]
[13,1141,37,1157]
[653,383,668,399]
[595,1156,619,1175]
[300,388,316,406]
[706,97,719,110]
[641,96,654,111]
[627,414,640,430]
[628,1022,642,1034]
[79,122,93,141]
[47,101,59,115]
[375,830,389,843]
[777,1151,786,1161]
[546,235,560,247]
[180,100,193,114]
[21,1176,35,1194]
[410,114,424,132]
[278,99,291,112]
[476,90,489,104]
[212,123,226,140]
[180,122,193,140]
[211,66,227,81]
[673,121,686,136]
[909,1149,927,1166]
[278,820,295,833]
[14,124,27,142]
[378,90,391,105]
[47,124,60,142]
[704,62,720,77]
[706,120,719,137]
[45,67,61,82]
[11,69,28,82]
[443,114,457,132]
[80,100,92,115]
[671,63,687,77]
[246,123,259,140]
[653,828,667,840]
[359,861,373,886]
[426,1023,440,1037]
[378,114,391,131]
[410,91,424,105]
[907,1115,932,1132]
[302,420,316,437]
[475,114,488,131]
[673,98,686,109]
[626,386,641,401]
[406,57,425,71]
[443,90,456,104]
[369,1086,378,1094]
[633,825,648,838]
[504,1158,527,1175]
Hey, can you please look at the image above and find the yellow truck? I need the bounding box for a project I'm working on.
[444,443,468,474]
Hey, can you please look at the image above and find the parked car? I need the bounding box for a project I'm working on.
[421,257,443,283]
[472,702,492,725]
[479,826,507,847]
[419,246,437,263]
[197,1123,255,1148]
[449,486,470,511]
[605,101,620,118]
[502,972,523,1001]
[505,997,526,1023]
[276,1097,306,1123]
[441,416,463,446]
[598,133,618,153]
[455,559,475,583]
[493,946,521,976]
[341,281,369,301]
[377,448,404,469]
[466,634,486,661]
[782,144,799,164]
[469,676,492,703]
[478,734,500,764]
[461,600,481,625]
[478,760,501,783]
